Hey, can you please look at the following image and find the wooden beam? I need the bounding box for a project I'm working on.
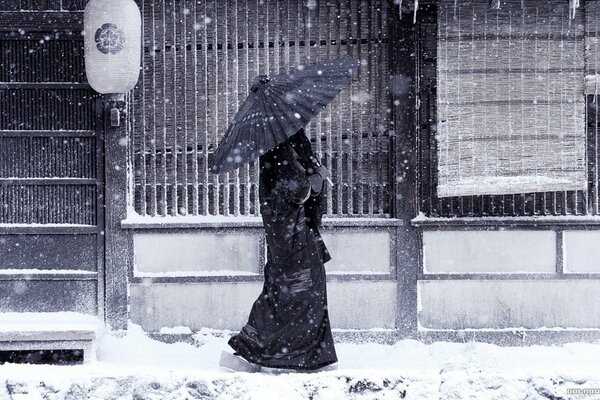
[102,94,130,330]
[390,0,420,340]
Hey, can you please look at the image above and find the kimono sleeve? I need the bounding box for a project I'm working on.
[269,144,311,208]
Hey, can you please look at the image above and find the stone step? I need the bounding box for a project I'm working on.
[0,312,102,363]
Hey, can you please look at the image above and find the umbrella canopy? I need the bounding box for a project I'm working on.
[208,57,359,174]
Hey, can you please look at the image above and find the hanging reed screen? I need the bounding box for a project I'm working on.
[130,0,392,218]
[436,0,587,198]
[417,1,600,217]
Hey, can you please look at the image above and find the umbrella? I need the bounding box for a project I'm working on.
[208,57,359,174]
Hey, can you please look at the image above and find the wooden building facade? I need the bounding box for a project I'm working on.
[1,0,600,347]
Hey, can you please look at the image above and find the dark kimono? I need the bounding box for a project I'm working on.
[227,131,337,370]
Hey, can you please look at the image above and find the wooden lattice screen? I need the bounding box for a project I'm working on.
[0,33,99,225]
[130,0,392,218]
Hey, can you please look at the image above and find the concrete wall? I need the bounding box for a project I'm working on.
[320,231,391,273]
[129,226,600,334]
[418,279,600,329]
[423,230,556,273]
[130,280,397,331]
[419,229,600,330]
[563,231,600,273]
[134,232,260,275]
[128,226,398,332]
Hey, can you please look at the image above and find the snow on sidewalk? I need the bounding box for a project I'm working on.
[1,324,599,399]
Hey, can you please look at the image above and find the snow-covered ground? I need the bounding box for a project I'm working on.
[1,324,600,399]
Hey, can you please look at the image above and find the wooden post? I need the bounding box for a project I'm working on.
[102,93,131,330]
[390,2,420,340]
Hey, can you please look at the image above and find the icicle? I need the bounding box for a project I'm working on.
[453,0,458,20]
[393,0,402,20]
[413,0,419,24]
[398,0,402,20]
[569,0,580,20]
[595,74,598,105]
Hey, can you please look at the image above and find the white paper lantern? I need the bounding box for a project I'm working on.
[84,0,141,94]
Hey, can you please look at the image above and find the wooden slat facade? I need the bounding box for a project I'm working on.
[0,14,104,317]
[0,1,86,10]
[131,0,393,218]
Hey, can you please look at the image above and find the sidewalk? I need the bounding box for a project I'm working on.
[1,324,599,399]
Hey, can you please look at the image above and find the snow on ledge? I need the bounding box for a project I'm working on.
[133,270,259,278]
[0,312,104,335]
[0,223,95,227]
[417,324,600,333]
[121,212,402,229]
[159,326,193,335]
[0,269,96,276]
[412,211,600,226]
[121,213,264,228]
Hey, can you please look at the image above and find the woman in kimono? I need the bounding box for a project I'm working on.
[220,129,337,372]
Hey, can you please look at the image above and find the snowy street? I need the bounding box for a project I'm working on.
[1,324,599,400]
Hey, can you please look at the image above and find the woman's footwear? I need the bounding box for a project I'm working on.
[313,362,338,372]
[260,362,338,374]
[294,362,338,373]
[219,350,262,372]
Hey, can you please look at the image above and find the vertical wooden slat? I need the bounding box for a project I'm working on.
[252,0,260,215]
[561,5,568,215]
[335,0,343,215]
[201,0,209,215]
[232,0,241,216]
[303,0,312,143]
[264,0,269,74]
[294,0,300,68]
[242,0,251,215]
[160,0,168,216]
[212,0,220,215]
[357,0,365,215]
[593,93,599,214]
[192,0,199,215]
[171,0,178,216]
[573,5,581,214]
[314,0,323,160]
[284,0,290,73]
[594,2,600,214]
[222,0,230,216]
[376,0,384,215]
[325,0,333,215]
[274,0,280,74]
[150,0,158,216]
[345,0,354,214]
[367,0,375,215]
[182,0,189,215]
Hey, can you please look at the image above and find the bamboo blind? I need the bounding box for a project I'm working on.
[130,0,392,217]
[586,1,600,214]
[436,0,587,198]
[586,1,600,93]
